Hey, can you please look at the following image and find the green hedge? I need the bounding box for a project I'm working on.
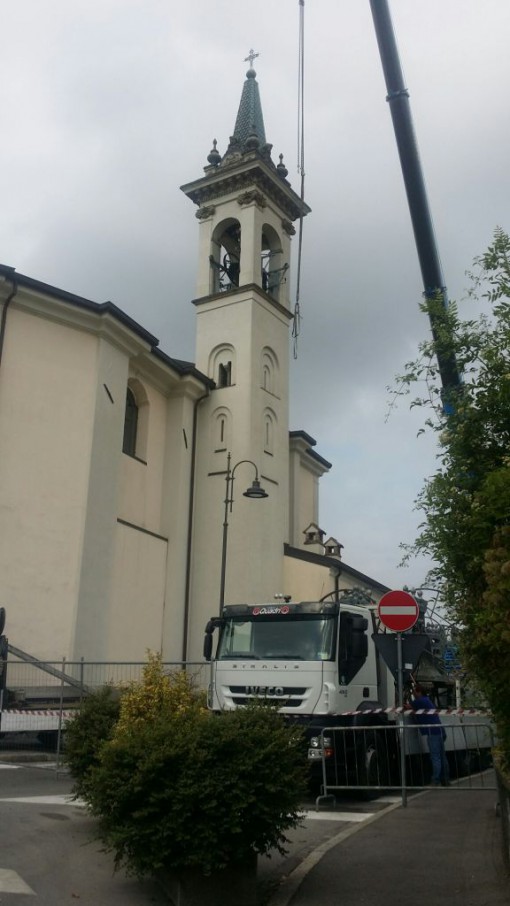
[64,685,121,800]
[65,659,306,878]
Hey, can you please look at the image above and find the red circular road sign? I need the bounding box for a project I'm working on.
[377,590,419,633]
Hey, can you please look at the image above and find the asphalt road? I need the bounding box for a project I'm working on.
[0,759,398,905]
[0,761,168,905]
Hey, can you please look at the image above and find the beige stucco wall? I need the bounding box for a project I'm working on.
[0,289,204,665]
[283,552,387,606]
[0,305,98,659]
[107,521,167,660]
[283,555,338,603]
[293,465,317,545]
[288,438,329,550]
[71,336,129,659]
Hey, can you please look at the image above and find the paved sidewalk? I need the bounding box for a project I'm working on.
[271,788,509,906]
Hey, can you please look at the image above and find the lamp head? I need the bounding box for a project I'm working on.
[243,479,268,499]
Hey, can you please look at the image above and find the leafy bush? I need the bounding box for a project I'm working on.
[86,703,306,878]
[72,654,307,879]
[65,685,121,799]
[65,655,206,799]
[464,525,510,773]
[114,652,207,736]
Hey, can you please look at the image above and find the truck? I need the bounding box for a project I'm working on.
[203,589,493,788]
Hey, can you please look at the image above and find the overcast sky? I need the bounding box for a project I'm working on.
[1,1,509,595]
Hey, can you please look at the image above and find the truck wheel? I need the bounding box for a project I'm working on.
[357,732,391,787]
[37,730,59,751]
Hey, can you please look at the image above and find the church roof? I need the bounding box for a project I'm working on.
[232,66,267,149]
[0,264,213,388]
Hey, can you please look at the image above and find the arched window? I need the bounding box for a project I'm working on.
[218,361,232,388]
[123,388,138,456]
[122,378,149,461]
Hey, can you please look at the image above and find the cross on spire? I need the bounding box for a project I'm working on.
[244,49,259,68]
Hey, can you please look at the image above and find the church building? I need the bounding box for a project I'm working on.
[0,62,388,667]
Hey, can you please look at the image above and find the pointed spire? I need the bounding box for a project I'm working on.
[232,52,267,150]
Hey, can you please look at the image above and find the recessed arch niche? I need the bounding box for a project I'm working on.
[211,406,232,453]
[209,343,236,388]
[262,406,277,455]
[260,346,279,397]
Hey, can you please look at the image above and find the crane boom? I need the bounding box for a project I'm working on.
[369,0,461,393]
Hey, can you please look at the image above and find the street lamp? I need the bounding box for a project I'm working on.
[219,451,268,613]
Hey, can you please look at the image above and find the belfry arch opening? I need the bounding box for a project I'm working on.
[210,218,241,293]
[261,224,287,300]
[209,344,236,388]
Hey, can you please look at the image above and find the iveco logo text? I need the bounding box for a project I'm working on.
[246,685,285,696]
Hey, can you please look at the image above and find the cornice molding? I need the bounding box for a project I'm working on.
[181,157,310,224]
[191,283,293,322]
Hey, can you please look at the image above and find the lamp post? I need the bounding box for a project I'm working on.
[219,452,268,613]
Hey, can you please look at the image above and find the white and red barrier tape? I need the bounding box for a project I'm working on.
[1,710,76,717]
[1,707,490,717]
[337,707,489,716]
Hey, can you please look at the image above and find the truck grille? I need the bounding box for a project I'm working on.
[226,686,308,708]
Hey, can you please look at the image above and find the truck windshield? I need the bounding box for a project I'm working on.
[217,615,336,661]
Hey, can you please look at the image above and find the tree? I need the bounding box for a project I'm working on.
[396,228,510,770]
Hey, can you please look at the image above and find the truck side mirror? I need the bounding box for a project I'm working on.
[203,618,224,661]
[203,633,213,662]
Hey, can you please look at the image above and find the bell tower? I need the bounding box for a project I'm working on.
[181,58,310,657]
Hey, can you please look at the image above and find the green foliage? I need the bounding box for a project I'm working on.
[463,526,510,772]
[86,703,306,878]
[394,228,510,770]
[114,651,207,737]
[64,685,121,799]
[67,654,306,879]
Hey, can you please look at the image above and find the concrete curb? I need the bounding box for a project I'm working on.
[0,751,59,764]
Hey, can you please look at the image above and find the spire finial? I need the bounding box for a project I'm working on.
[244,49,259,69]
[207,138,221,166]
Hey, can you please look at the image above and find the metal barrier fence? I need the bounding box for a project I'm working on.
[0,659,211,767]
[310,721,496,809]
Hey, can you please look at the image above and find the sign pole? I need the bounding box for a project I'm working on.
[396,631,407,807]
[377,590,419,809]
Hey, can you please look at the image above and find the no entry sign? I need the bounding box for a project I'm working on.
[377,590,419,633]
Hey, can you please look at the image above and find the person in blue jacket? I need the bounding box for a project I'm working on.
[409,683,450,786]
